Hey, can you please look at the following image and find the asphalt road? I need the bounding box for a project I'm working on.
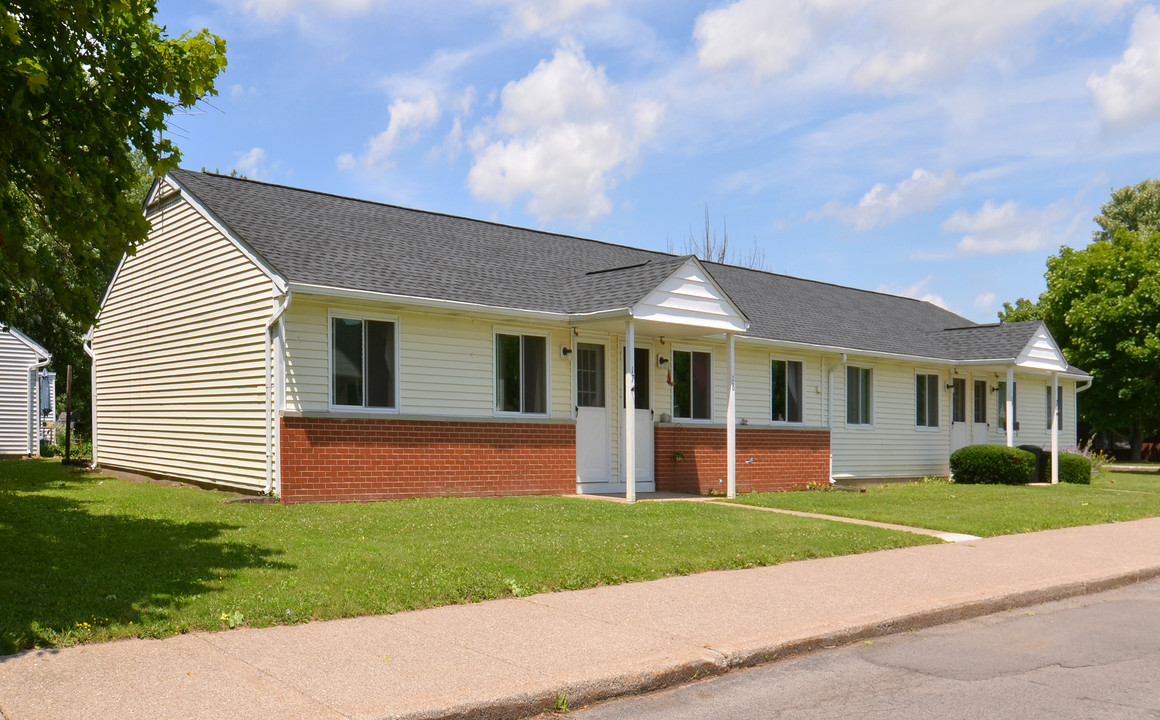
[567,578,1160,720]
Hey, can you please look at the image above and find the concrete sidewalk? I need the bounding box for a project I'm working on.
[3,518,1160,720]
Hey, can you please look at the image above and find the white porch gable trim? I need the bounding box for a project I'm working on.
[1016,322,1068,372]
[632,257,749,333]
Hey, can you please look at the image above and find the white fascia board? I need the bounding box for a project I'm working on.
[735,335,960,365]
[288,282,574,324]
[162,171,288,294]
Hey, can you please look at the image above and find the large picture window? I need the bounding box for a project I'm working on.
[915,373,939,428]
[846,365,872,425]
[332,316,396,409]
[772,359,803,423]
[673,349,711,420]
[496,333,547,414]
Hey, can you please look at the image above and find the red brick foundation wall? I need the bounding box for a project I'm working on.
[279,416,576,503]
[654,425,830,495]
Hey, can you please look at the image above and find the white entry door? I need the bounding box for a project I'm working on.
[575,342,611,491]
[971,378,990,445]
[619,346,655,491]
[950,377,970,452]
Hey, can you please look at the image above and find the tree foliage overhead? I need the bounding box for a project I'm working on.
[1001,180,1160,458]
[0,0,226,326]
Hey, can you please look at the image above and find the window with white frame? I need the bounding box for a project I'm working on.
[846,365,873,425]
[771,359,803,423]
[331,315,397,409]
[1045,385,1063,428]
[973,380,987,423]
[673,349,711,420]
[495,333,547,414]
[915,373,940,428]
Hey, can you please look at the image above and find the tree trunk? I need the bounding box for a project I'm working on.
[1130,418,1144,462]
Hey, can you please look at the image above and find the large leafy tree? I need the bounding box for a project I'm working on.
[1000,180,1160,459]
[1,0,226,326]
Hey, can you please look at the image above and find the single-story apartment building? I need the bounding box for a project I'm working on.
[0,325,51,457]
[88,170,1090,502]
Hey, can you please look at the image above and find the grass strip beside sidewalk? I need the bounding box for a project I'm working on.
[726,472,1160,538]
[0,459,935,653]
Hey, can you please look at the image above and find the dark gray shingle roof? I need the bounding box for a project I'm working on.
[167,169,1078,368]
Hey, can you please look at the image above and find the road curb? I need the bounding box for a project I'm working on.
[406,564,1160,720]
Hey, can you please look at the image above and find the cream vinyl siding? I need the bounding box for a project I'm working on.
[831,358,951,478]
[283,299,572,418]
[0,332,40,455]
[93,188,275,489]
[986,374,1078,448]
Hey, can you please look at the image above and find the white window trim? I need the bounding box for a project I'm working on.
[671,344,714,422]
[493,326,552,418]
[845,364,875,429]
[327,308,401,414]
[770,355,805,425]
[573,333,612,421]
[914,370,941,431]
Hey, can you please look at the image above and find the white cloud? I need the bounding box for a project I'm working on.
[691,0,1136,91]
[693,0,842,81]
[1088,5,1160,130]
[974,291,997,311]
[877,276,948,309]
[467,40,665,224]
[483,0,609,33]
[338,91,441,173]
[942,198,1079,254]
[810,169,958,230]
[235,0,383,20]
[235,147,268,179]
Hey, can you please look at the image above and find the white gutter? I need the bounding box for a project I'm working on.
[289,282,576,324]
[264,290,293,494]
[26,357,50,455]
[827,353,848,484]
[83,331,96,465]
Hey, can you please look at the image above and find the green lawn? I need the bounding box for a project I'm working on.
[727,472,1160,537]
[0,459,934,653]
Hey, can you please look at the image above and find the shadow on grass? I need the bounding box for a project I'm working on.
[0,462,289,654]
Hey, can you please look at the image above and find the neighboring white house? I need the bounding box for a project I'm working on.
[89,170,1091,502]
[0,325,51,457]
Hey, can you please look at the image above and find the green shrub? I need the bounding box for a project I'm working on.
[950,445,1036,485]
[1058,452,1091,484]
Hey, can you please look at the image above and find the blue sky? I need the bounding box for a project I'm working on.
[156,0,1160,323]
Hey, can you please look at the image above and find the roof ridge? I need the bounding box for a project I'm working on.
[174,168,681,263]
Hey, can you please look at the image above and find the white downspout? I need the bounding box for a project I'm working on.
[1075,377,1092,447]
[83,331,96,465]
[26,358,50,455]
[265,290,292,495]
[827,353,848,484]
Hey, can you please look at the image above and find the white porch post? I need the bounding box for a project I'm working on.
[1051,372,1060,484]
[726,332,736,499]
[625,319,636,503]
[1005,367,1015,447]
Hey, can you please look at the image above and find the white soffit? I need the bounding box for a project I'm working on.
[632,258,748,332]
[1016,324,1068,371]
